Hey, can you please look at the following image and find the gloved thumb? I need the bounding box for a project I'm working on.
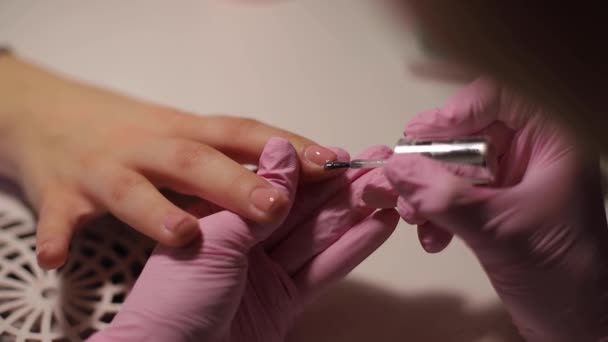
[384,154,501,247]
[405,77,501,138]
[201,137,300,254]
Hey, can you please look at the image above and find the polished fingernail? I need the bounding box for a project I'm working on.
[304,145,337,166]
[250,187,282,214]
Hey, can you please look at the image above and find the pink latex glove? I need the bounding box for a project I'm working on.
[89,138,398,342]
[364,78,608,341]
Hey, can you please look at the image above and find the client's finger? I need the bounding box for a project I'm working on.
[172,114,338,182]
[132,138,289,224]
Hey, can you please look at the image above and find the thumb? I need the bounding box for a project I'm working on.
[384,154,502,245]
[405,77,501,137]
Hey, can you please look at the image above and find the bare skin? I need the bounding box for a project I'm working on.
[0,54,338,270]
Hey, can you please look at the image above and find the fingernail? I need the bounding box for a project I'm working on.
[164,214,199,236]
[36,241,62,269]
[304,145,337,167]
[36,241,50,259]
[250,187,282,214]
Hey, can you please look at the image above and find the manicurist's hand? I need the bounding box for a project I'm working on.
[365,78,608,341]
[88,138,398,342]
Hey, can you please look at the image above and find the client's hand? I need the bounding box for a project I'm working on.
[0,54,337,270]
[88,138,398,342]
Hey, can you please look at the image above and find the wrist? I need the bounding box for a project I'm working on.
[0,53,50,178]
[0,57,23,178]
[0,52,43,121]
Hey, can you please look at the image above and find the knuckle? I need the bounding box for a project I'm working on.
[151,105,185,120]
[225,117,263,136]
[109,173,147,202]
[173,143,214,170]
[150,105,193,132]
[71,200,97,228]
[77,155,100,171]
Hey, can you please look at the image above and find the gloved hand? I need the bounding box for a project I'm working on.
[88,138,398,342]
[364,78,608,341]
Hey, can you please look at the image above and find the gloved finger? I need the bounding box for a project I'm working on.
[361,171,426,225]
[359,160,500,223]
[292,209,399,302]
[129,138,292,224]
[405,77,502,137]
[285,145,392,217]
[83,165,201,247]
[384,154,500,244]
[395,196,427,225]
[328,146,351,164]
[263,145,393,250]
[361,175,399,208]
[286,145,393,222]
[481,121,515,159]
[261,146,348,250]
[237,247,301,338]
[405,78,530,139]
[171,113,338,182]
[440,162,496,184]
[36,191,95,269]
[269,167,385,274]
[201,137,300,252]
[417,222,453,254]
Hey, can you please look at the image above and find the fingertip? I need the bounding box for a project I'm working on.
[419,237,447,254]
[366,209,400,240]
[37,239,69,270]
[396,197,427,225]
[301,147,350,183]
[361,181,398,209]
[404,108,443,136]
[249,137,300,224]
[375,208,401,229]
[299,144,338,178]
[162,215,202,247]
[327,147,350,163]
[250,188,291,225]
[417,223,453,254]
[302,144,337,167]
[261,137,297,162]
[384,153,426,183]
[257,138,300,195]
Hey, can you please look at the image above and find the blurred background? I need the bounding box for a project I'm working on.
[0,1,520,340]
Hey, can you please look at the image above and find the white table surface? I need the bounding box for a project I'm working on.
[0,1,520,341]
